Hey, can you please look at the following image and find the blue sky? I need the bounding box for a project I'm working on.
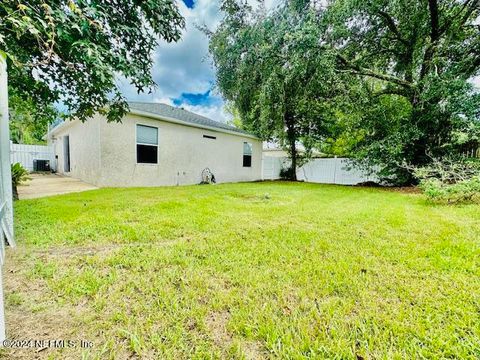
[172,89,223,107]
[120,0,228,122]
[120,0,480,122]
[120,0,282,122]
[182,0,195,9]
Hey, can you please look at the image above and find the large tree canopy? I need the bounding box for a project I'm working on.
[208,0,344,179]
[0,0,184,122]
[324,0,480,183]
[210,0,480,184]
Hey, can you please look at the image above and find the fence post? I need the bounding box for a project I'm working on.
[0,54,13,245]
[333,156,338,184]
[0,51,12,343]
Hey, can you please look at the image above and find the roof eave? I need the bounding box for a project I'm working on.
[48,119,77,137]
[129,109,260,140]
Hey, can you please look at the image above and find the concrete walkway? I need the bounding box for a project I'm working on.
[18,173,98,199]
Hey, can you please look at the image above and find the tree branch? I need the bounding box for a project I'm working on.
[336,54,412,88]
[466,54,480,76]
[421,0,478,80]
[377,10,409,46]
[428,0,440,42]
[373,87,410,98]
[420,0,441,80]
[439,0,477,35]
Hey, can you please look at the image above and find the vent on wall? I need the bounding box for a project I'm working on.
[203,135,216,140]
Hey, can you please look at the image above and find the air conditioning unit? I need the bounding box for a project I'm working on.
[33,159,50,172]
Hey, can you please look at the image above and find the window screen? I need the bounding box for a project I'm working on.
[243,142,252,167]
[136,125,158,164]
[137,125,158,145]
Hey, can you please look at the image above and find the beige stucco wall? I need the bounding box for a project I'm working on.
[52,113,262,187]
[53,117,101,185]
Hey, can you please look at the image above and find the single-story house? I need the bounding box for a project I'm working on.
[48,102,262,187]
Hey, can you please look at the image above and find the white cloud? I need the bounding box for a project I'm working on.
[181,103,232,122]
[151,0,221,97]
[121,0,282,123]
[122,0,222,112]
[472,76,480,89]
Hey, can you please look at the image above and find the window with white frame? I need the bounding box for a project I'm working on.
[243,142,252,167]
[136,124,158,164]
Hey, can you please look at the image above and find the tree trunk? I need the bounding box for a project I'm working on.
[290,140,297,181]
[12,185,18,201]
[286,118,297,181]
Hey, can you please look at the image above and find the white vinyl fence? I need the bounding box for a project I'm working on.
[1,53,14,342]
[10,143,55,172]
[263,156,377,185]
[262,156,287,180]
[297,158,377,185]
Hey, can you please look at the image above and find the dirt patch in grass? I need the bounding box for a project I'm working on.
[356,182,421,194]
[206,310,266,360]
[242,339,267,360]
[2,252,87,359]
[206,310,232,348]
[387,186,421,194]
[4,307,78,359]
[29,239,183,258]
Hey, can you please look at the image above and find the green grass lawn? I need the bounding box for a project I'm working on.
[3,182,480,359]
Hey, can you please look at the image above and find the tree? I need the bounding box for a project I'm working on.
[0,0,185,122]
[324,0,480,184]
[9,91,56,144]
[0,0,184,247]
[208,0,340,180]
[224,101,243,129]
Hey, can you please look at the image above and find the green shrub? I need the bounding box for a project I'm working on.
[279,166,296,180]
[11,162,30,200]
[420,176,480,204]
[412,157,480,204]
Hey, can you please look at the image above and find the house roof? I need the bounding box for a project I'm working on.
[49,102,258,139]
[128,102,255,138]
